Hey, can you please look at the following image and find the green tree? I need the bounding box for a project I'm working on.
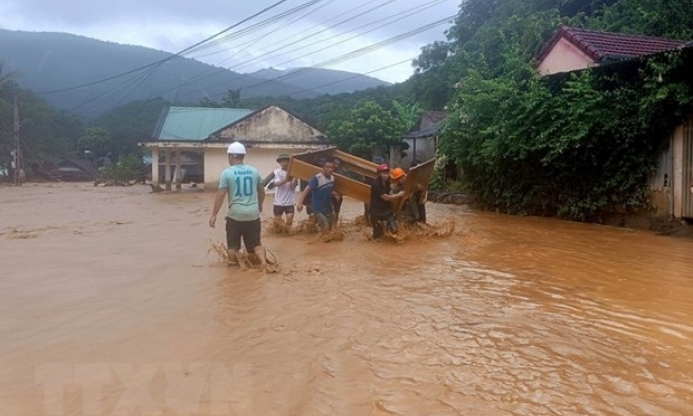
[440,47,693,221]
[90,97,169,158]
[0,71,83,178]
[327,100,404,159]
[392,100,423,132]
[99,154,145,186]
[77,127,114,159]
[594,0,693,39]
[0,63,17,88]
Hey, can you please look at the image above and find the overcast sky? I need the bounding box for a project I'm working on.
[0,0,460,83]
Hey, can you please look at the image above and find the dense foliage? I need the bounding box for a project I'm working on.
[326,100,405,159]
[442,50,693,220]
[0,68,83,180]
[418,0,693,220]
[89,98,170,157]
[98,154,147,186]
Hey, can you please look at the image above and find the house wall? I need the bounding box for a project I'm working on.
[217,106,325,144]
[672,118,693,219]
[673,123,684,218]
[204,147,321,190]
[400,136,438,168]
[650,117,693,219]
[649,136,673,216]
[204,148,228,189]
[537,37,596,75]
[682,118,693,218]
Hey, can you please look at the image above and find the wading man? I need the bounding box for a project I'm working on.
[271,154,297,232]
[209,141,267,270]
[296,158,340,235]
[370,163,405,241]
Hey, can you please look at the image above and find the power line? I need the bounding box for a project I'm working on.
[190,0,338,63]
[183,0,326,58]
[55,2,457,112]
[284,56,416,97]
[152,0,457,101]
[151,0,337,94]
[147,0,402,99]
[201,13,459,101]
[38,0,294,94]
[62,0,332,112]
[266,0,451,70]
[227,0,403,72]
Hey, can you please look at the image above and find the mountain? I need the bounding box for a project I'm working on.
[248,67,390,95]
[0,30,389,118]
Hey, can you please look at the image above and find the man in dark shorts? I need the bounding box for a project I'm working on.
[369,163,406,241]
[209,141,267,270]
[271,154,297,232]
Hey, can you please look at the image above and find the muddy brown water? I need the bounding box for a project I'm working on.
[1,183,692,415]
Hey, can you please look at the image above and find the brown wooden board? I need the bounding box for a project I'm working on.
[291,146,336,167]
[333,149,378,179]
[287,148,436,209]
[287,153,371,203]
[392,158,436,213]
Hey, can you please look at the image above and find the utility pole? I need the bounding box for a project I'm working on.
[12,92,23,186]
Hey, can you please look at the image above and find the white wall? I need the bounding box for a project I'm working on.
[204,148,229,190]
[537,37,596,75]
[399,136,438,168]
[204,147,319,190]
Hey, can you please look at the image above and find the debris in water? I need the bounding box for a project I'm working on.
[208,240,279,273]
[267,218,292,234]
[293,218,319,235]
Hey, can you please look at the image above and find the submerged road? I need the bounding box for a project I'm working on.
[1,183,692,415]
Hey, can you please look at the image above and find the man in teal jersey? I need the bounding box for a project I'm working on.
[209,141,267,270]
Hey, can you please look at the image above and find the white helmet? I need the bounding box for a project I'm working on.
[227,141,246,155]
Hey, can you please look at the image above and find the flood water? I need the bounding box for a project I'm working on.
[1,183,693,415]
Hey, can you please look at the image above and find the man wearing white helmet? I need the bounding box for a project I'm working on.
[209,141,267,270]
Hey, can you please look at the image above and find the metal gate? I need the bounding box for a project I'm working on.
[683,118,693,218]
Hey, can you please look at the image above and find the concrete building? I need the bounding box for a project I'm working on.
[141,105,328,190]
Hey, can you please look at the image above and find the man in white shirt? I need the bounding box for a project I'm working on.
[271,154,297,232]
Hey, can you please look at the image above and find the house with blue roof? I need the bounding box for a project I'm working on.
[141,104,328,190]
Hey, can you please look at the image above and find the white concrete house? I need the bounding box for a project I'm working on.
[142,105,329,190]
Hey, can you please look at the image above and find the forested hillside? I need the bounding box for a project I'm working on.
[248,67,390,95]
[0,30,388,118]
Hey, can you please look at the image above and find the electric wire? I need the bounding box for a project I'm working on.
[147,0,448,101]
[183,0,326,58]
[199,13,458,101]
[38,0,294,94]
[62,0,330,112]
[262,0,452,70]
[147,0,402,98]
[189,0,338,62]
[227,0,403,72]
[48,2,457,112]
[284,56,416,97]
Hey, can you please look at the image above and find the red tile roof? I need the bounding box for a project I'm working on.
[538,26,688,64]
